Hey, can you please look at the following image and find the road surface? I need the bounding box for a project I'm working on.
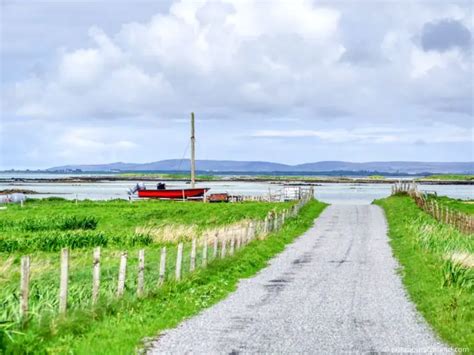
[148,205,451,354]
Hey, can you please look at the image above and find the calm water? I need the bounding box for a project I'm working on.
[0,173,472,205]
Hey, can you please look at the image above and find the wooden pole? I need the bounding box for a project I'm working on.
[221,239,226,258]
[92,247,100,305]
[137,249,145,297]
[230,235,235,256]
[190,112,196,188]
[202,239,208,267]
[176,243,183,280]
[158,247,166,285]
[20,256,30,322]
[117,251,127,297]
[190,238,197,272]
[59,248,69,315]
[237,230,242,249]
[213,235,218,259]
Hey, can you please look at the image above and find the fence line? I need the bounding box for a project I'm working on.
[392,181,473,234]
[13,189,313,324]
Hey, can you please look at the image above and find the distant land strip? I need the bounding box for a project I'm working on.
[38,159,474,175]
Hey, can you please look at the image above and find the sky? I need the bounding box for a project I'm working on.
[0,0,473,169]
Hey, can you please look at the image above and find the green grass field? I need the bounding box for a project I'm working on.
[429,195,474,216]
[375,196,473,350]
[0,198,293,253]
[118,173,217,180]
[0,199,327,353]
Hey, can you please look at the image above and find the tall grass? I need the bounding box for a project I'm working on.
[375,196,473,350]
[0,231,153,253]
[0,215,98,232]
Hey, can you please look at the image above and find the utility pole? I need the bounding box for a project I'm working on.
[190,112,196,188]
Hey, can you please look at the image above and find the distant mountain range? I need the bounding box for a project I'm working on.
[47,160,474,175]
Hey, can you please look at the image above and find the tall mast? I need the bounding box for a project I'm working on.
[190,112,196,188]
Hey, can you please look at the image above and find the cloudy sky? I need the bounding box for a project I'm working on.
[1,0,472,169]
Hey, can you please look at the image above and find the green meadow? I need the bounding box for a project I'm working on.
[0,197,326,353]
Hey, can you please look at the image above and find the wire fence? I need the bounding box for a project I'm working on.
[392,181,473,234]
[8,190,314,326]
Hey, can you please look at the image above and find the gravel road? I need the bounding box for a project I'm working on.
[148,205,451,354]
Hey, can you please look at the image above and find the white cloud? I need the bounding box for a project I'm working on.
[1,0,472,168]
[5,0,344,120]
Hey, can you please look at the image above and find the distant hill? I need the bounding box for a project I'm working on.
[47,160,473,174]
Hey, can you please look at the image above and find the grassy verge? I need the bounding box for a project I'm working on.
[1,199,326,353]
[375,196,473,351]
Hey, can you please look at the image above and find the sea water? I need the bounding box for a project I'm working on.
[0,173,472,205]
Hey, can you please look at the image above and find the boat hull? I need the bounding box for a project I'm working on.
[137,188,209,199]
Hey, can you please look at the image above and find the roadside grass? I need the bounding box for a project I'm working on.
[1,199,327,353]
[375,196,473,350]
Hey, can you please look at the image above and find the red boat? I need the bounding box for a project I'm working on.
[130,113,210,200]
[137,187,209,199]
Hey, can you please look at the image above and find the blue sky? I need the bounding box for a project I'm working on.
[1,0,472,169]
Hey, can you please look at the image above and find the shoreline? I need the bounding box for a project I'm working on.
[1,176,472,185]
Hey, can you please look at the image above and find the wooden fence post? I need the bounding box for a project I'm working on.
[137,249,145,297]
[158,247,166,286]
[237,230,242,249]
[230,235,235,255]
[213,236,218,259]
[176,243,183,280]
[202,239,208,267]
[221,238,226,258]
[20,256,30,322]
[92,247,100,305]
[59,248,69,315]
[117,251,127,297]
[190,238,197,272]
[250,221,255,240]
